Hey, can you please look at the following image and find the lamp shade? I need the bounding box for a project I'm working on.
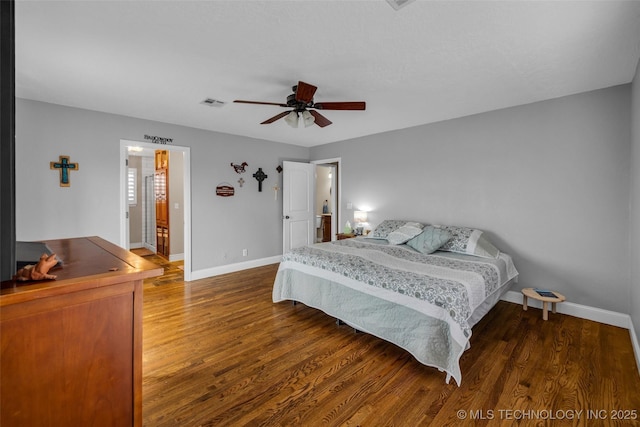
[284,111,299,128]
[354,211,367,223]
[301,110,315,127]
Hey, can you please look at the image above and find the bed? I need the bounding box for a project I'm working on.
[272,221,519,385]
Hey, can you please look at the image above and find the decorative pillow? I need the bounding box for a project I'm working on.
[437,225,500,258]
[406,226,451,254]
[366,220,410,240]
[386,222,425,245]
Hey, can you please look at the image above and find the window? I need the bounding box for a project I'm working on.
[127,167,137,206]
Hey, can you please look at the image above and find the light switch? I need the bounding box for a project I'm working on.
[347,203,353,209]
[174,203,179,209]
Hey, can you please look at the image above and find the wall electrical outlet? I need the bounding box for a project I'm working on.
[242,249,248,257]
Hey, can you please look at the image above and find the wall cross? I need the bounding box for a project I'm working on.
[50,155,79,187]
[252,168,268,192]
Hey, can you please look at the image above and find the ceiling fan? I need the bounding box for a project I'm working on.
[234,81,366,128]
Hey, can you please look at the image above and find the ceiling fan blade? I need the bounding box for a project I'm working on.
[312,101,366,110]
[309,110,332,127]
[295,81,318,104]
[260,111,291,124]
[234,100,288,107]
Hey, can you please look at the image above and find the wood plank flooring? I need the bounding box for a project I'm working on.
[141,257,640,426]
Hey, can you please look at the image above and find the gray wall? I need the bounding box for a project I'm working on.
[311,85,632,314]
[632,60,640,343]
[15,99,309,272]
[15,83,637,318]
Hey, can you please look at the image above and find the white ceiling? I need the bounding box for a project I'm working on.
[15,1,640,148]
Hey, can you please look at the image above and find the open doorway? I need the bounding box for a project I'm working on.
[119,140,192,281]
[282,159,341,253]
[126,149,157,253]
[312,158,340,242]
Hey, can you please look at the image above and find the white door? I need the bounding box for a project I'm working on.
[283,161,316,253]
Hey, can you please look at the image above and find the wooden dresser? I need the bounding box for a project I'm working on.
[1,237,163,427]
[321,214,332,242]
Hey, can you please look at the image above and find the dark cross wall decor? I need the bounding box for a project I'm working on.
[50,155,79,187]
[252,168,268,192]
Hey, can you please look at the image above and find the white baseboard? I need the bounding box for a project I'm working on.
[502,290,640,375]
[629,320,640,375]
[189,255,282,281]
[169,253,184,262]
[501,290,631,328]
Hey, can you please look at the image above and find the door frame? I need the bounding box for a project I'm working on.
[119,139,192,281]
[311,157,341,241]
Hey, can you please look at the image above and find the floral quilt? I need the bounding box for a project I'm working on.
[273,238,518,385]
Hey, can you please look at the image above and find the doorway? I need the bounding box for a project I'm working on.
[312,158,341,242]
[281,158,341,254]
[314,164,335,242]
[119,140,192,281]
[126,151,157,253]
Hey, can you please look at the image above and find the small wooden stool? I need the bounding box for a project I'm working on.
[522,288,566,320]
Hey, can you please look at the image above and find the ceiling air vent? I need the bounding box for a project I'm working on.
[200,98,226,107]
[386,0,416,10]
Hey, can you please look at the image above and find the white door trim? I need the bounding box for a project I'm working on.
[119,139,192,281]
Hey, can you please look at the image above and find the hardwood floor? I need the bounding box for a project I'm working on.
[141,258,640,426]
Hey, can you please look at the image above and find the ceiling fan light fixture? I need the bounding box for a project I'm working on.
[301,110,315,127]
[284,111,299,128]
[236,81,365,128]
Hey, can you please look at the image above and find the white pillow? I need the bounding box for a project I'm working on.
[365,220,408,239]
[437,225,500,258]
[386,222,425,245]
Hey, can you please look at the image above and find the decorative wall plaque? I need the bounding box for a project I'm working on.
[216,183,235,197]
[144,134,173,144]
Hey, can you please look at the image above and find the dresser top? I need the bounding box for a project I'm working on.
[1,236,163,303]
